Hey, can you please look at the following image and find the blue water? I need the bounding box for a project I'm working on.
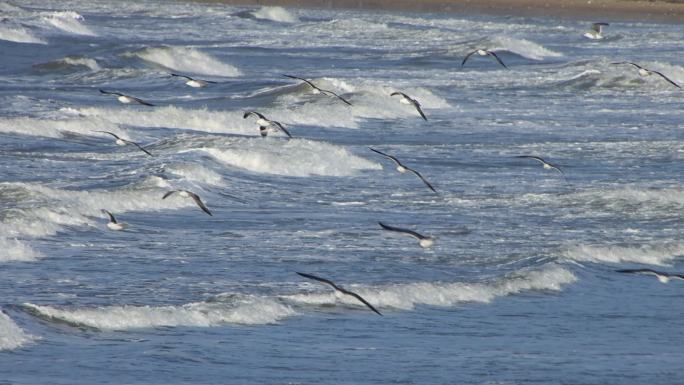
[1,1,683,384]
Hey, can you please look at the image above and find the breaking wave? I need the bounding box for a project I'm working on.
[0,24,46,44]
[488,36,563,60]
[41,11,96,36]
[131,46,241,77]
[564,243,684,266]
[0,311,35,351]
[23,296,295,330]
[252,6,299,23]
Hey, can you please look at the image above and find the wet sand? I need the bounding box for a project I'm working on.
[192,0,684,22]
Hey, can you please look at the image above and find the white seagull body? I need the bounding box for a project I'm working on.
[369,147,436,193]
[391,91,427,121]
[462,49,508,69]
[583,22,609,39]
[101,209,124,231]
[93,130,152,156]
[516,155,564,176]
[612,62,681,89]
[99,89,154,106]
[379,222,435,248]
[243,111,292,138]
[171,73,217,88]
[617,269,684,284]
[296,272,382,316]
[162,190,212,216]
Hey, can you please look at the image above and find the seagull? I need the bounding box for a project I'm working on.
[243,111,292,138]
[93,130,152,156]
[296,272,382,316]
[583,22,609,39]
[369,147,436,193]
[462,49,508,69]
[171,73,217,88]
[390,92,427,121]
[515,155,564,176]
[616,269,684,284]
[283,74,352,106]
[162,190,212,216]
[99,89,154,106]
[379,222,435,248]
[101,209,124,231]
[611,62,681,89]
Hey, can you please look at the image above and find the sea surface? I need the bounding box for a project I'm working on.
[1,1,683,384]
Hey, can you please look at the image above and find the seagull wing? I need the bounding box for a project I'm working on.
[461,50,478,67]
[101,209,117,223]
[390,91,409,99]
[651,71,682,89]
[93,130,121,140]
[592,22,608,32]
[616,268,660,276]
[337,287,383,316]
[411,100,428,121]
[162,190,178,200]
[487,51,508,69]
[272,121,293,138]
[129,96,155,107]
[121,138,153,156]
[378,221,427,240]
[320,89,352,106]
[283,74,319,90]
[611,62,642,70]
[171,73,192,80]
[99,89,123,96]
[188,192,213,216]
[297,272,341,291]
[243,111,266,120]
[368,147,403,167]
[406,166,437,193]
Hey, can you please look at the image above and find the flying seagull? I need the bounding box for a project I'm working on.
[616,269,684,284]
[171,73,217,88]
[369,147,436,193]
[391,92,427,121]
[583,22,609,39]
[611,62,681,89]
[462,49,508,69]
[283,74,352,106]
[243,111,292,138]
[93,130,152,156]
[162,190,212,216]
[515,155,564,176]
[296,272,382,316]
[101,209,124,231]
[99,89,154,106]
[379,222,435,248]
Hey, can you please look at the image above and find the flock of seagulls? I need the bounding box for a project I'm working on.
[87,20,682,317]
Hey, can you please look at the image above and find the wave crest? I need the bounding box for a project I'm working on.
[0,311,35,351]
[132,46,241,77]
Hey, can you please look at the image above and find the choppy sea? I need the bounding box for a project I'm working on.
[1,1,683,384]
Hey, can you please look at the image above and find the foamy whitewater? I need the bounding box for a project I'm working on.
[1,1,683,384]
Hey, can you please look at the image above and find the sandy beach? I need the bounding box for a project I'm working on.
[193,0,684,22]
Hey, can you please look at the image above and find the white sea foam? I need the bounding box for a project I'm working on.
[164,163,224,186]
[200,138,381,177]
[0,25,46,44]
[0,178,192,239]
[41,11,96,36]
[564,243,684,266]
[24,296,295,330]
[0,116,126,139]
[132,46,241,77]
[0,238,43,262]
[0,311,35,351]
[252,6,299,23]
[489,36,563,60]
[285,265,576,311]
[61,56,100,71]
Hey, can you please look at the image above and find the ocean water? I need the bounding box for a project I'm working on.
[1,1,683,384]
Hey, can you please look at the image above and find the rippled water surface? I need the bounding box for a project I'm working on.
[1,1,683,384]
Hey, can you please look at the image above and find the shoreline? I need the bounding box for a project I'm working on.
[191,0,684,22]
